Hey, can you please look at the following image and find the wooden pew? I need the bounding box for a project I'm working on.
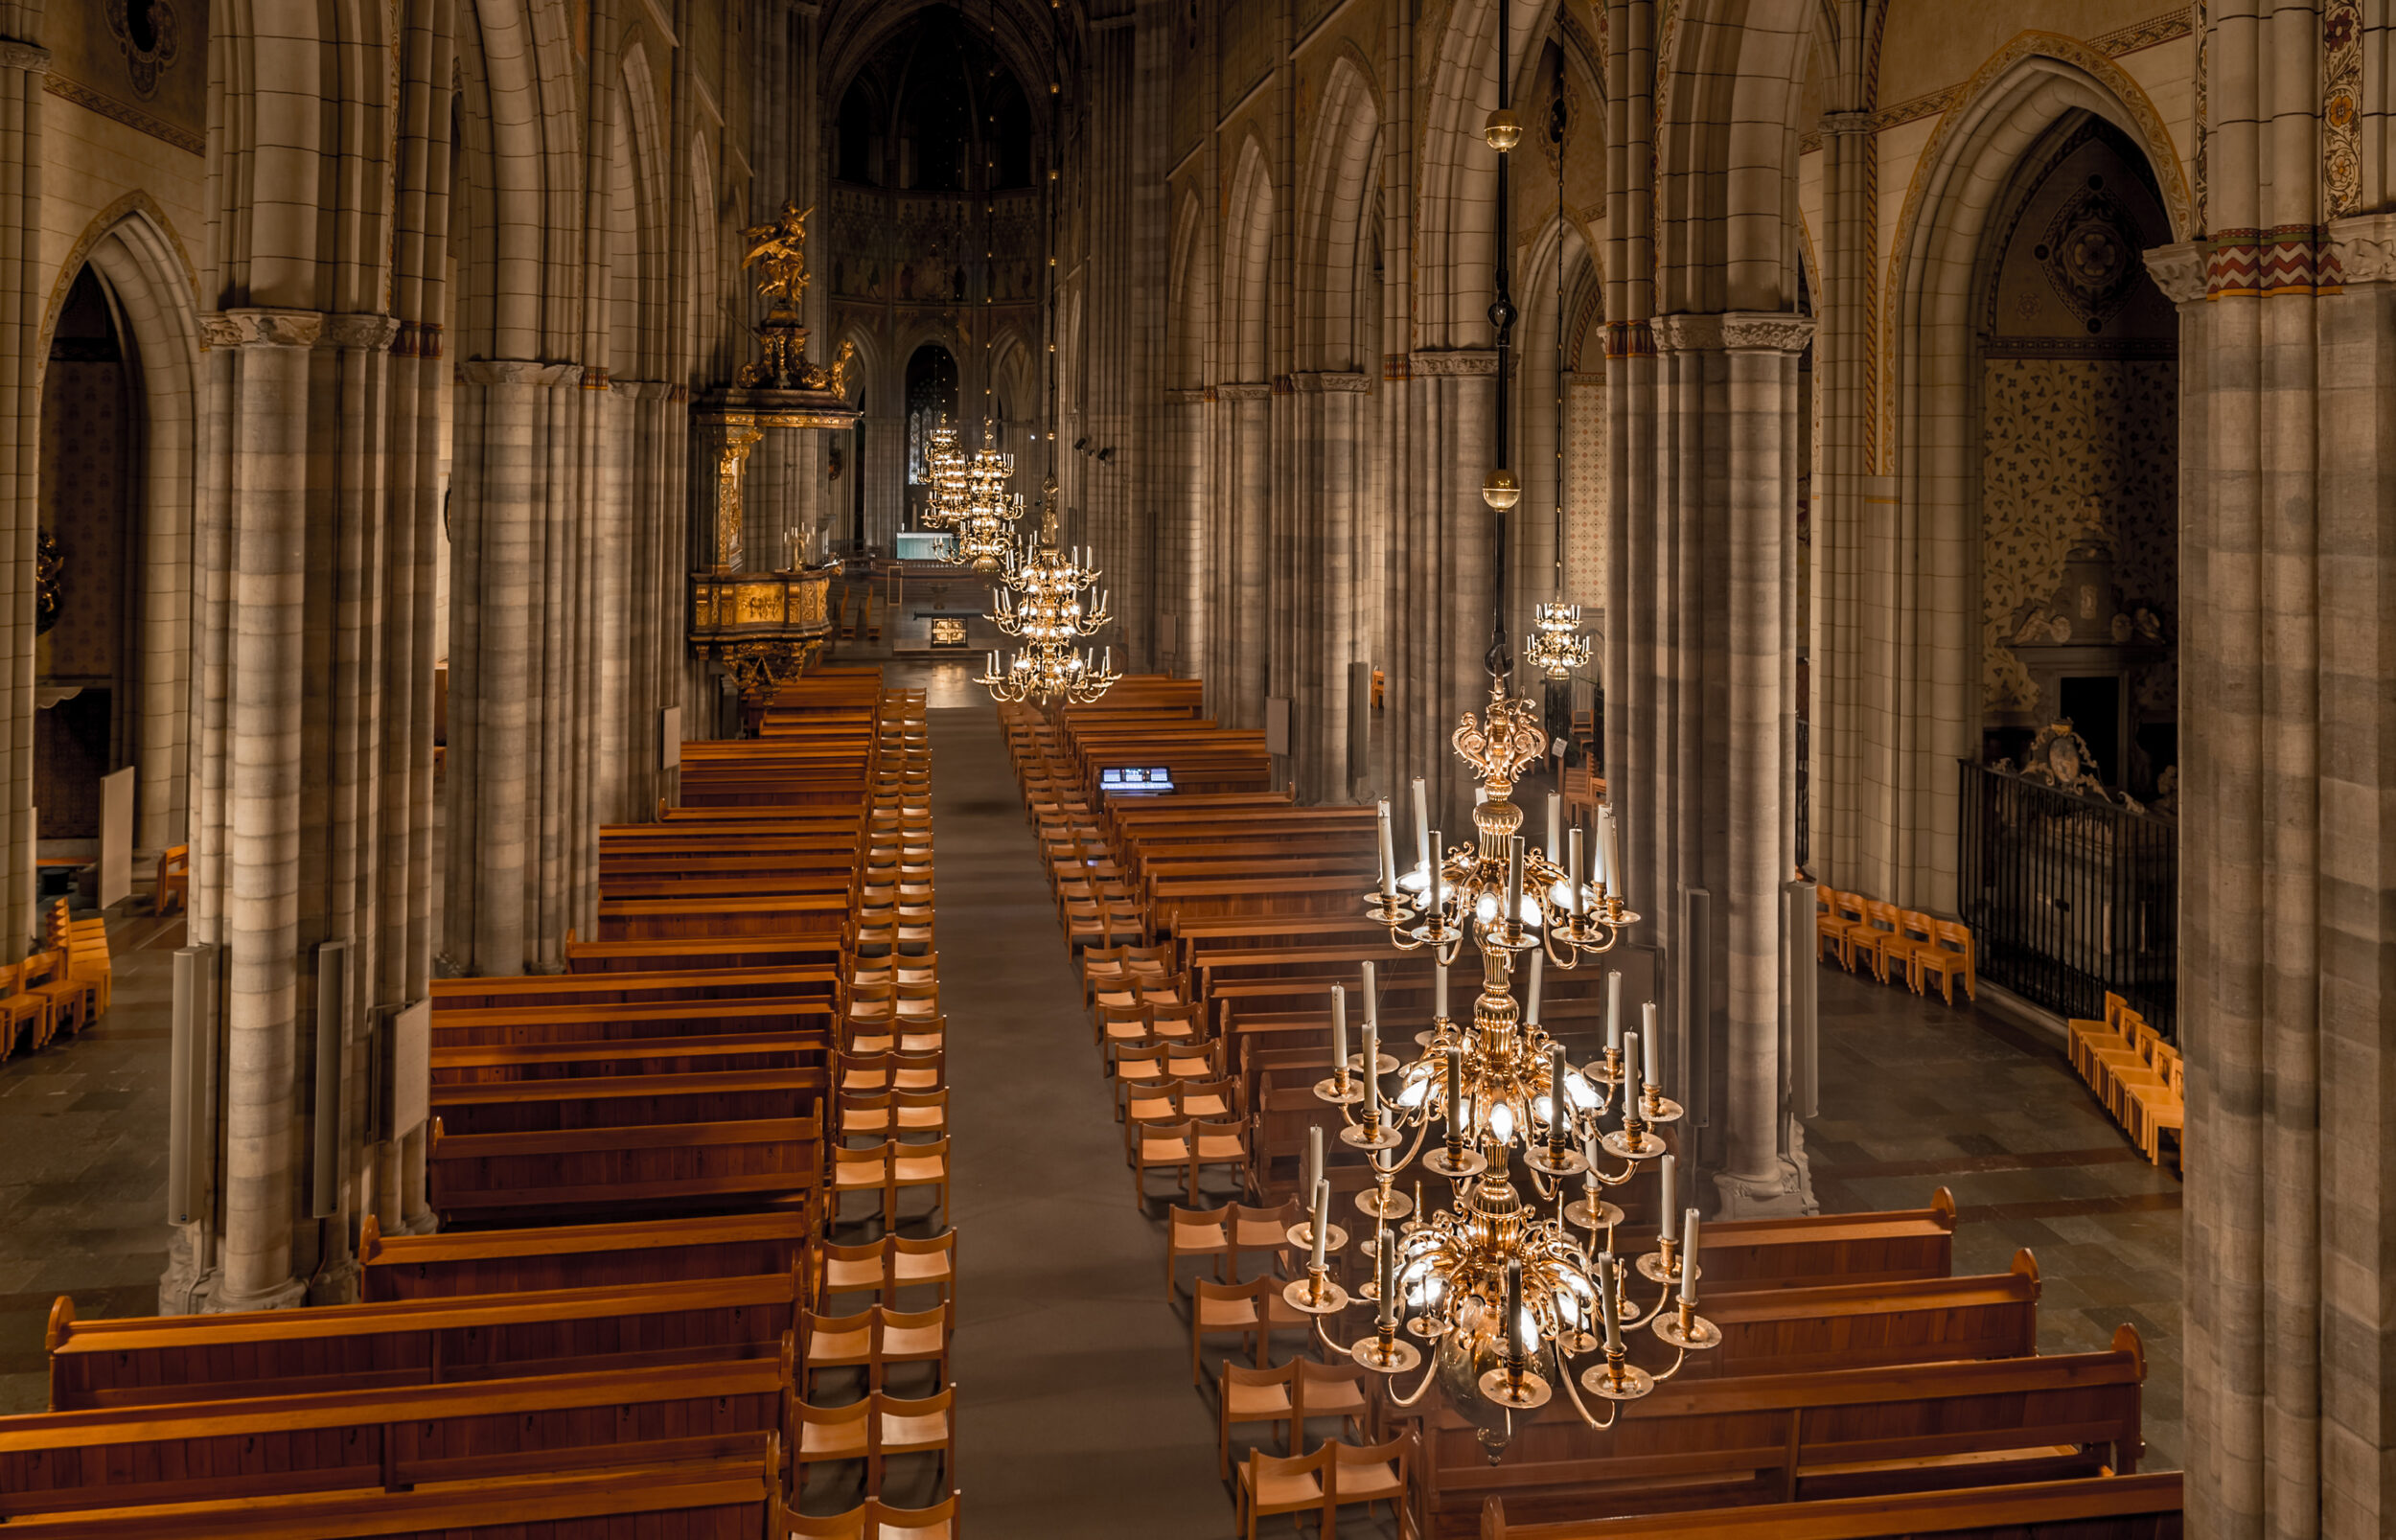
[433,966,838,1010]
[1680,1250,2041,1378]
[1610,1191,1958,1293]
[431,1066,827,1137]
[426,1110,820,1223]
[44,1269,802,1408]
[595,891,852,941]
[564,936,848,974]
[0,1451,773,1540]
[0,1361,783,1519]
[1479,1472,2186,1540]
[1407,1327,2150,1531]
[428,997,839,1051]
[360,1210,814,1300]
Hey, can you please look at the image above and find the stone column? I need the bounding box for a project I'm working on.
[1808,111,1869,885]
[1220,382,1272,727]
[0,36,41,957]
[1644,311,1813,1219]
[208,307,322,1314]
[447,360,579,977]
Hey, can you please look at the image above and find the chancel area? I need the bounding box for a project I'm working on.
[0,0,2380,1535]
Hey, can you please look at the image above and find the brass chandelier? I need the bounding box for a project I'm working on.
[1524,93,1591,681]
[979,478,1120,704]
[1293,0,1713,1447]
[950,422,1024,571]
[979,0,1117,706]
[921,419,969,531]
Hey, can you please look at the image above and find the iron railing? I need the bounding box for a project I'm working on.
[1957,761,2177,1034]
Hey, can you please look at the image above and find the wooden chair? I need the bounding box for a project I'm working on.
[1191,1274,1311,1384]
[1133,1115,1195,1207]
[799,1302,953,1396]
[1168,1202,1231,1293]
[868,1385,955,1494]
[155,844,190,915]
[866,1491,961,1540]
[1884,909,1938,993]
[0,961,49,1055]
[840,1047,946,1095]
[1234,1434,1415,1540]
[2067,991,2130,1089]
[19,950,93,1042]
[841,1088,950,1141]
[2112,1037,2178,1134]
[1814,885,1847,965]
[832,1138,952,1233]
[1220,1360,1298,1478]
[2127,1050,2185,1170]
[1848,899,1902,982]
[1915,918,1977,1003]
[2089,1015,2161,1114]
[1820,888,1868,972]
[818,1230,957,1310]
[1191,1115,1252,1204]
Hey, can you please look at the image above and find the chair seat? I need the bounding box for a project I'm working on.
[1199,1298,1260,1329]
[1243,1468,1325,1508]
[823,1257,880,1292]
[801,1421,866,1460]
[1173,1220,1229,1251]
[883,1323,944,1358]
[880,1410,951,1449]
[1194,1134,1245,1161]
[1340,1460,1404,1502]
[833,1162,890,1190]
[811,1325,872,1364]
[892,1154,947,1184]
[1140,1136,1191,1161]
[1183,1093,1230,1118]
[1306,1381,1369,1416]
[1227,1383,1293,1418]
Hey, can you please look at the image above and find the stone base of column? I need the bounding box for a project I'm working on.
[155,1227,214,1317]
[202,1274,310,1314]
[308,1256,363,1306]
[1710,1126,1818,1219]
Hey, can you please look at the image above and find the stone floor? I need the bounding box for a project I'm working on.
[0,659,2183,1523]
[0,909,183,1414]
[1803,962,2184,1472]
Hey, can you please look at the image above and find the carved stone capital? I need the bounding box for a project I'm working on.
[2141,241,2208,305]
[1409,349,1499,377]
[1163,386,1208,405]
[1819,110,1871,137]
[201,309,324,351]
[2327,215,2396,287]
[1214,380,1273,400]
[1287,370,1371,394]
[318,311,401,351]
[0,39,50,74]
[456,358,585,387]
[1652,311,1814,355]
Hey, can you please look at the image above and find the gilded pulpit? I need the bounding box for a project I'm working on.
[689,200,863,693]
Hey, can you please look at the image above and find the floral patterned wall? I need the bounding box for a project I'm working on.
[1564,376,1606,612]
[1979,356,2178,721]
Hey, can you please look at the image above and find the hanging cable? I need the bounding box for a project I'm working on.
[1482,0,1523,685]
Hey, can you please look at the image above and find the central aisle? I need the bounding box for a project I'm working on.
[933,701,1225,1538]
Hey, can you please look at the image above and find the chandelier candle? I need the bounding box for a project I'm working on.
[1659,1155,1676,1242]
[1436,958,1449,1022]
[1310,1181,1331,1274]
[1445,1046,1463,1131]
[1606,970,1623,1054]
[1376,798,1397,903]
[1568,826,1585,916]
[1642,1002,1661,1089]
[1330,985,1349,1089]
[1362,1021,1381,1118]
[1547,792,1562,862]
[1599,1252,1623,1353]
[1377,1232,1398,1328]
[1525,950,1545,1025]
[1306,1126,1325,1207]
[1412,777,1431,877]
[1602,810,1622,897]
[1680,1211,1701,1305]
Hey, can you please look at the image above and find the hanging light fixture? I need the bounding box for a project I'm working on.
[979,0,1117,705]
[1296,2,1714,1446]
[1525,90,1592,682]
[979,476,1119,703]
[944,1,1026,572]
[921,418,969,531]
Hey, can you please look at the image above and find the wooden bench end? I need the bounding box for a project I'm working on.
[1931,1184,1957,1229]
[44,1293,73,1351]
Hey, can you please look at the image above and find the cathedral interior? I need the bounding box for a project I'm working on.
[0,0,2381,1536]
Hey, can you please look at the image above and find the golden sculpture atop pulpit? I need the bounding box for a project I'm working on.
[734,200,858,395]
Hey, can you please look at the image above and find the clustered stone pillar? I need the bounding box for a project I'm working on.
[1623,312,1813,1219]
[0,34,41,958]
